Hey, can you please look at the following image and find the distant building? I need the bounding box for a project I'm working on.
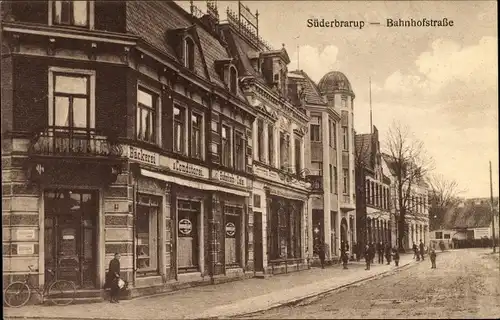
[355,126,392,247]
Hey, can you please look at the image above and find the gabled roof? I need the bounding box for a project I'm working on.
[125,1,246,101]
[289,70,326,105]
[355,133,373,168]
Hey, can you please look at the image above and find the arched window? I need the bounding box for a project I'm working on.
[229,66,237,94]
[184,37,195,70]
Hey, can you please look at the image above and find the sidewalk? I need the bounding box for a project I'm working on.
[4,254,415,320]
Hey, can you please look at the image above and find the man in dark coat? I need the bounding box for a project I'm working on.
[341,249,349,269]
[419,240,425,261]
[105,253,121,303]
[413,243,420,261]
[384,242,392,265]
[364,244,371,270]
[430,249,437,269]
[377,242,384,264]
[317,241,326,269]
[392,247,400,266]
[369,242,375,264]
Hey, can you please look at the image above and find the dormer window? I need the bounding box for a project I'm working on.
[184,37,195,70]
[229,66,238,94]
[53,1,90,27]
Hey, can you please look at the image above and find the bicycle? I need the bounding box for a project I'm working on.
[3,265,76,307]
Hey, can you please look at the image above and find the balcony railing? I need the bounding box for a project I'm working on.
[306,175,323,192]
[28,127,123,158]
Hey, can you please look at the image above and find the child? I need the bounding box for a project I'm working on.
[430,249,437,269]
[392,248,400,267]
[341,250,349,269]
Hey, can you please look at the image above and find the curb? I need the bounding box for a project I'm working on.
[194,259,417,319]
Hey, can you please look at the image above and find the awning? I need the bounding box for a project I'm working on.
[140,169,250,197]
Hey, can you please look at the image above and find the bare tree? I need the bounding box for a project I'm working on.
[383,121,434,252]
[427,174,465,231]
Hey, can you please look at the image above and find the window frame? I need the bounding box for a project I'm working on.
[135,194,161,276]
[173,104,187,155]
[184,36,195,71]
[342,127,348,151]
[50,0,94,29]
[342,168,349,195]
[189,111,204,160]
[310,116,321,142]
[48,67,96,133]
[267,124,274,165]
[257,119,264,162]
[221,124,232,168]
[136,86,159,144]
[234,129,245,171]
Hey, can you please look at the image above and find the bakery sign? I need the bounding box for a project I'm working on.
[128,146,159,166]
[211,170,247,188]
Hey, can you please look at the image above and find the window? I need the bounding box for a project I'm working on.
[342,127,348,150]
[174,106,186,153]
[253,194,261,208]
[267,124,274,165]
[341,98,346,108]
[53,0,89,27]
[190,113,202,159]
[137,88,157,143]
[329,164,333,192]
[294,138,301,174]
[257,120,264,161]
[435,232,443,239]
[51,73,91,131]
[184,37,195,70]
[229,66,238,94]
[311,161,323,176]
[342,169,349,194]
[234,131,245,171]
[310,116,321,142]
[331,121,337,148]
[221,125,231,167]
[444,234,450,239]
[136,195,161,276]
[210,116,220,163]
[279,132,289,169]
[225,206,242,266]
[333,166,338,194]
[328,120,335,147]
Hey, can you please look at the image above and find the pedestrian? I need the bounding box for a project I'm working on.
[439,240,445,252]
[105,252,121,303]
[376,242,383,264]
[369,242,375,264]
[357,242,363,262]
[317,241,326,269]
[419,240,425,261]
[341,250,349,269]
[384,242,392,265]
[430,249,437,269]
[364,244,371,270]
[392,247,400,266]
[413,243,420,261]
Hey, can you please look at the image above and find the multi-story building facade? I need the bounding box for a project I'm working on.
[2,0,257,298]
[382,154,429,250]
[219,5,311,275]
[293,71,357,263]
[355,126,392,247]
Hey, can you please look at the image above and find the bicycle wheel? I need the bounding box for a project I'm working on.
[4,282,31,308]
[47,280,76,306]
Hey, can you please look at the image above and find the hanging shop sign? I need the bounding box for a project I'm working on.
[128,146,159,166]
[211,170,247,188]
[179,219,193,235]
[225,222,236,237]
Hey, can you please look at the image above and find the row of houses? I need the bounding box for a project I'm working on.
[1,0,428,298]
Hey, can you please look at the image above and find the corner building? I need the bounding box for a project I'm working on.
[219,7,311,275]
[1,1,256,299]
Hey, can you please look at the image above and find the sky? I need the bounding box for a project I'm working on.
[177,1,498,198]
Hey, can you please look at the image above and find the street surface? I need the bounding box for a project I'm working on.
[240,249,500,319]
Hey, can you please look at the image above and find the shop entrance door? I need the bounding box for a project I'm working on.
[253,212,263,272]
[44,190,98,289]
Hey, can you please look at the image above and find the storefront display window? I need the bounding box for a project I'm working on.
[225,205,241,266]
[178,199,201,273]
[136,194,161,276]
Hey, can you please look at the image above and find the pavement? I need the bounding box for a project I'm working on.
[4,253,416,320]
[244,248,500,319]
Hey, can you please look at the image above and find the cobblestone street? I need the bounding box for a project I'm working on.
[240,249,500,319]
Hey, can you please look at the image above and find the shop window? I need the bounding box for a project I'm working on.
[173,105,186,154]
[310,116,321,142]
[268,199,302,260]
[234,131,245,171]
[190,112,203,159]
[136,195,161,276]
[184,37,195,71]
[221,125,231,167]
[50,69,95,132]
[178,200,201,273]
[136,87,157,144]
[225,206,242,266]
[53,0,90,27]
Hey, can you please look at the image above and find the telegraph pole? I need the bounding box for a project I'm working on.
[490,161,496,253]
